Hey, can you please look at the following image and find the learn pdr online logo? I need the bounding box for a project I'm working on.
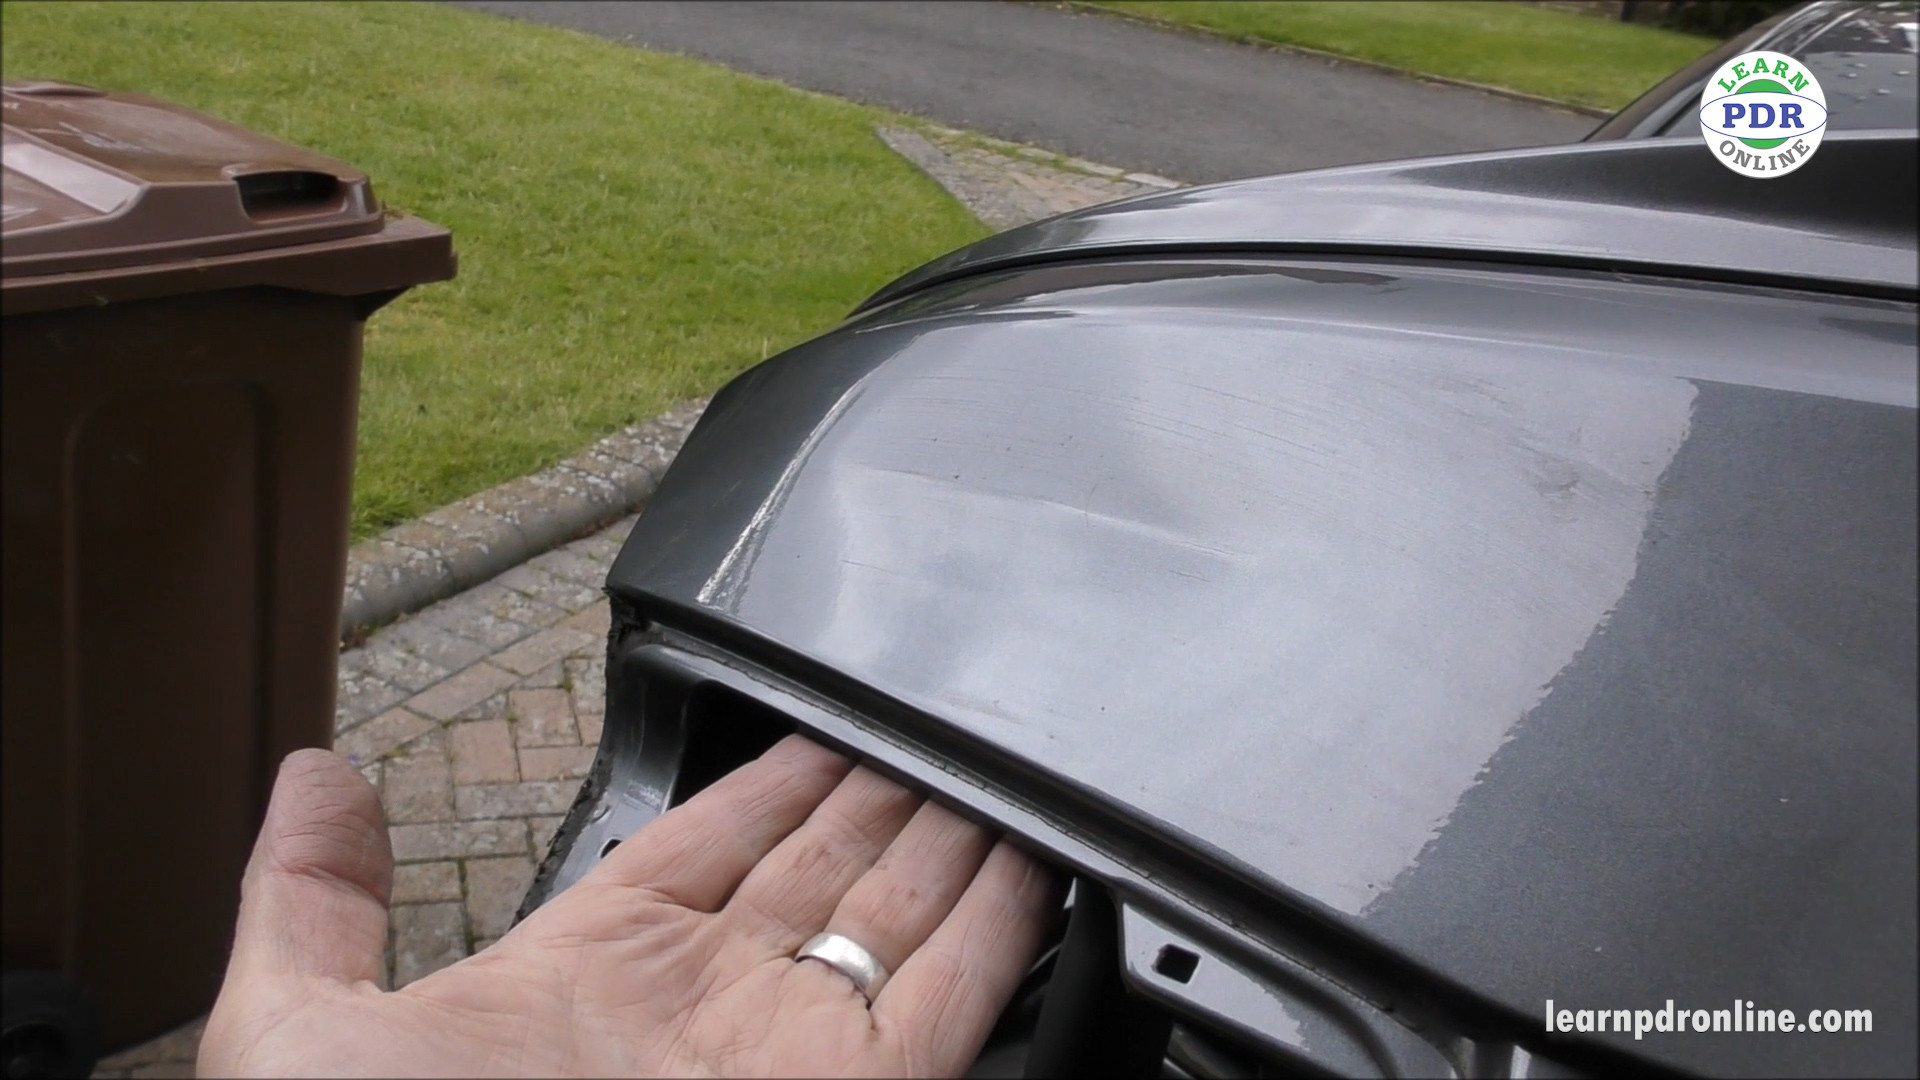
[1698,50,1828,177]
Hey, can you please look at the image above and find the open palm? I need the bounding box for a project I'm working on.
[199,737,1060,1078]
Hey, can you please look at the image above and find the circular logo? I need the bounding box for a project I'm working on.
[1698,50,1827,178]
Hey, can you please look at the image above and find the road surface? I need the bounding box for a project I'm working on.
[452,0,1600,183]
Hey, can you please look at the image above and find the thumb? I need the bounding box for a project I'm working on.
[224,748,394,991]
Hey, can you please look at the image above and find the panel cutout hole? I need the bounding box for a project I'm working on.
[599,838,621,858]
[667,684,799,808]
[1153,945,1200,984]
[235,170,342,220]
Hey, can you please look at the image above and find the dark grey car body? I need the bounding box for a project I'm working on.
[522,129,1918,1077]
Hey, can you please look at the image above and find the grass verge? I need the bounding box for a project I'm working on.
[1080,1,1717,111]
[2,1,988,540]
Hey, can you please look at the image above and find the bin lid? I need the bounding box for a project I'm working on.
[2,80,389,277]
[2,80,454,316]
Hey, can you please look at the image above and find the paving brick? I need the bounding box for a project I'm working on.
[466,581,568,631]
[356,641,452,694]
[492,564,562,598]
[381,731,453,824]
[566,653,606,717]
[465,855,538,938]
[450,720,519,785]
[408,663,519,721]
[412,603,536,651]
[454,781,577,819]
[529,815,568,854]
[334,707,436,767]
[389,820,527,862]
[520,661,566,689]
[559,600,612,639]
[358,759,384,795]
[491,624,599,677]
[510,688,578,747]
[335,669,408,733]
[473,936,504,953]
[392,902,467,987]
[375,617,495,673]
[391,861,462,904]
[128,1063,193,1079]
[494,564,603,614]
[578,710,605,748]
[453,691,513,724]
[519,745,596,782]
[527,547,613,590]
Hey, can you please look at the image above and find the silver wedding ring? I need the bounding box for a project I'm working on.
[795,931,889,1003]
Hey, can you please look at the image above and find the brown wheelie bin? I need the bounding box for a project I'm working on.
[1,80,455,1076]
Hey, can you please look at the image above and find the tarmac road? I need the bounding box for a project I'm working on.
[451,0,1600,183]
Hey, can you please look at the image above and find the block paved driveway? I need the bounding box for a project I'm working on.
[92,515,637,1078]
[336,516,637,984]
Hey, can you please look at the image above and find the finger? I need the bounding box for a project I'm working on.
[223,749,393,990]
[873,839,1064,1074]
[813,799,996,983]
[720,764,922,954]
[594,734,852,912]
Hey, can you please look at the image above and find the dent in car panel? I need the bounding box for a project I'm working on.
[605,256,1916,1077]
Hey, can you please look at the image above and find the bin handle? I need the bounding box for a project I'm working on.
[233,170,345,221]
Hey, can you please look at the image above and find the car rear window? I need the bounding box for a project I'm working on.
[1660,3,1919,134]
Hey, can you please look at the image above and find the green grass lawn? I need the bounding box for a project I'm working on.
[1,1,988,540]
[1083,1,1717,111]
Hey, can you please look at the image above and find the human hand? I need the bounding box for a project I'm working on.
[198,736,1062,1077]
